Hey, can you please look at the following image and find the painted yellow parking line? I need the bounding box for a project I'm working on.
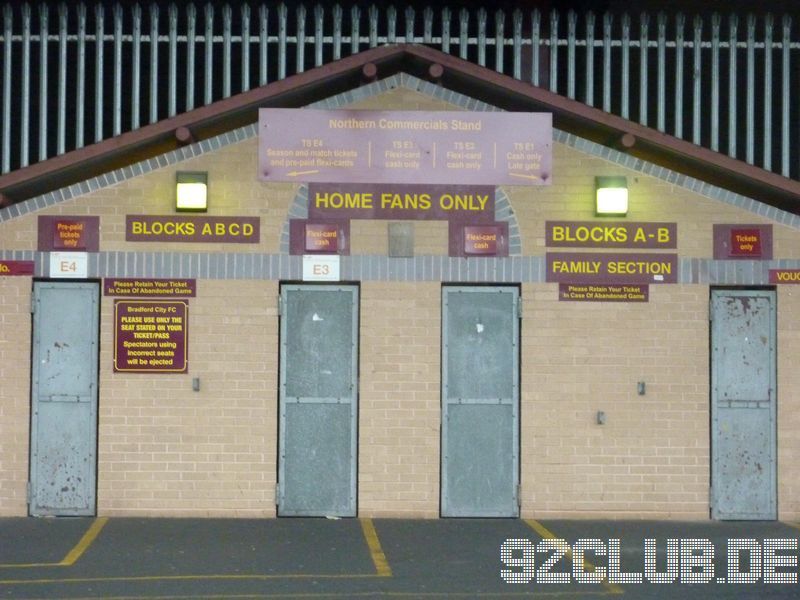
[59,517,109,566]
[784,521,800,533]
[0,569,392,585]
[359,518,393,577]
[0,583,618,597]
[525,519,623,595]
[0,517,108,569]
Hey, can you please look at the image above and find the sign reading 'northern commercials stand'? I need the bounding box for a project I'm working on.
[259,109,552,185]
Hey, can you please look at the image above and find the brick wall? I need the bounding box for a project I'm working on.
[520,284,710,519]
[0,278,31,516]
[0,85,798,519]
[98,280,278,516]
[777,286,800,520]
[359,282,441,517]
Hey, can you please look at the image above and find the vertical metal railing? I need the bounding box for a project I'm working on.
[0,2,798,184]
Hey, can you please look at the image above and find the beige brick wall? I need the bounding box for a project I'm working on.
[359,282,441,517]
[777,285,800,520]
[520,283,710,519]
[98,280,278,517]
[0,278,31,516]
[0,85,799,519]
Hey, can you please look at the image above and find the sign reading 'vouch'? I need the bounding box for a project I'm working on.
[259,109,552,185]
[546,252,678,284]
[126,216,260,243]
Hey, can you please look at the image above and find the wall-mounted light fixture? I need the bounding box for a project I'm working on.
[176,171,208,212]
[595,176,628,216]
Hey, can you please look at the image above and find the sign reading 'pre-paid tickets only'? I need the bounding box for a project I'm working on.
[259,109,552,185]
[114,300,188,373]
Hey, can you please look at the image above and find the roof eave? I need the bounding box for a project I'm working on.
[0,43,798,216]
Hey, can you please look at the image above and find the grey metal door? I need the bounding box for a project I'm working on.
[710,289,777,520]
[441,286,520,517]
[278,285,358,517]
[30,281,99,516]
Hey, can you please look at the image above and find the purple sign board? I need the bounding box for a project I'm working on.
[308,183,494,222]
[546,252,678,284]
[559,283,649,302]
[305,223,340,252]
[464,226,500,255]
[114,300,188,373]
[289,220,350,255]
[126,215,260,244]
[0,260,34,276]
[546,221,677,249]
[769,269,800,284]
[104,279,196,297]
[713,224,772,260]
[448,222,508,257]
[259,109,552,185]
[38,216,100,251]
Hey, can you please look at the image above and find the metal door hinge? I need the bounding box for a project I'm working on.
[30,295,36,314]
[275,482,280,506]
[516,484,522,508]
[26,482,32,505]
[277,295,283,317]
[516,298,523,319]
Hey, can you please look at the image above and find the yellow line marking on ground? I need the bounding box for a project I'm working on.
[0,573,385,585]
[784,521,800,532]
[0,589,617,598]
[59,517,109,566]
[359,518,392,577]
[0,517,109,569]
[524,519,624,595]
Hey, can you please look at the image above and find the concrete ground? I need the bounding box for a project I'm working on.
[0,517,798,599]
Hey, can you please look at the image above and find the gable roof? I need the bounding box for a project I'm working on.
[1,43,799,215]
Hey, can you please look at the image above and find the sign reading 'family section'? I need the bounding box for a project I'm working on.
[259,109,552,185]
[546,252,678,284]
[114,300,188,373]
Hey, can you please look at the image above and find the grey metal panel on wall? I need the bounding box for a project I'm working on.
[30,281,99,517]
[278,284,358,517]
[710,289,776,520]
[441,286,519,517]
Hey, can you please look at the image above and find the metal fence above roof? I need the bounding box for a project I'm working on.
[1,3,799,182]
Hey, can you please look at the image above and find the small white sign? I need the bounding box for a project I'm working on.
[50,252,89,278]
[302,255,340,281]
